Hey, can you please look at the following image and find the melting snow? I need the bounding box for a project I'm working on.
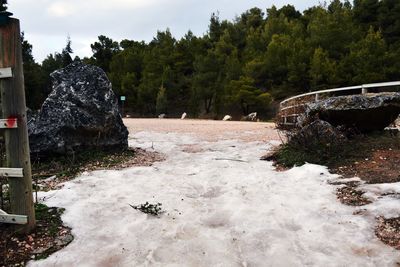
[30,132,400,266]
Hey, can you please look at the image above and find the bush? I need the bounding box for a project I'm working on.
[275,119,349,167]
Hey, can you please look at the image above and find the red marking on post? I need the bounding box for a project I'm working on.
[6,117,17,128]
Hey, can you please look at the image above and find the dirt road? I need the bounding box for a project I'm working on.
[123,118,280,142]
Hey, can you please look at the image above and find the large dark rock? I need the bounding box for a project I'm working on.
[288,119,346,147]
[306,92,400,132]
[28,62,128,156]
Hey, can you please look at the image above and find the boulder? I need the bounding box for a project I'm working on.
[395,115,400,128]
[244,112,257,121]
[288,119,346,148]
[223,115,232,121]
[306,92,400,132]
[28,62,128,156]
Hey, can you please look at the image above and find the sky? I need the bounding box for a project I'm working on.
[8,0,323,62]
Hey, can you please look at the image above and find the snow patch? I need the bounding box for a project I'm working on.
[30,132,400,266]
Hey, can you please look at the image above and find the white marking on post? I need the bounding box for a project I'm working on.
[0,67,12,79]
[0,212,28,224]
[0,118,18,128]
[0,168,23,177]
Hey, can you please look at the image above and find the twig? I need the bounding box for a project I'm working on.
[35,176,38,204]
[33,173,59,178]
[214,158,248,163]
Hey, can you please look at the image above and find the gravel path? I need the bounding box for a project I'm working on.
[123,118,280,142]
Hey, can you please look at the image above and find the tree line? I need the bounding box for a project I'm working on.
[16,0,400,118]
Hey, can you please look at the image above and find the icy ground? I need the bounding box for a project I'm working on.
[30,131,400,266]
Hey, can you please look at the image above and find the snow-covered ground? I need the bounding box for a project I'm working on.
[30,121,400,266]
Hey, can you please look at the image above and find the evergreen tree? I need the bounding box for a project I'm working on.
[228,76,271,115]
[209,13,223,44]
[307,2,360,60]
[0,0,7,12]
[109,39,145,113]
[309,47,339,90]
[192,51,221,114]
[21,32,34,64]
[377,0,400,45]
[21,33,47,109]
[90,35,120,72]
[156,85,168,115]
[61,36,73,67]
[17,1,400,118]
[353,0,380,29]
[346,28,388,84]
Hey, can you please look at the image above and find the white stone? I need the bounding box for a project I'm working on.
[222,115,232,121]
[248,112,257,121]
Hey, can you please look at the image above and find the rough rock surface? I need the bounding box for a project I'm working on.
[28,62,128,155]
[395,116,400,128]
[288,119,346,147]
[306,92,400,132]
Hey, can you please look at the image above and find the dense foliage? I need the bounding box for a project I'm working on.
[22,0,400,118]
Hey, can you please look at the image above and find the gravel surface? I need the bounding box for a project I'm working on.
[123,118,280,142]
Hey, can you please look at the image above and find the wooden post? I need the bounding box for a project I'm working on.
[0,18,35,232]
[362,86,368,94]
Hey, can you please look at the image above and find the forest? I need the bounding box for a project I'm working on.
[22,0,400,119]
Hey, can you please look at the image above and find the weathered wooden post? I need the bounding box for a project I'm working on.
[361,85,368,94]
[0,13,36,232]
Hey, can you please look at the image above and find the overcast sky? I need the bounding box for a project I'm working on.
[9,0,322,62]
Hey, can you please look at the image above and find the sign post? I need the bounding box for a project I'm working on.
[0,12,36,232]
[120,96,126,117]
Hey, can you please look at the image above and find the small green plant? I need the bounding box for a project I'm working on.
[32,148,136,183]
[130,202,164,216]
[35,203,66,236]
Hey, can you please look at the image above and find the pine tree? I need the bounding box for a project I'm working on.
[228,76,271,115]
[156,85,167,115]
[90,35,120,72]
[0,0,7,12]
[346,27,387,84]
[21,33,47,109]
[61,36,73,67]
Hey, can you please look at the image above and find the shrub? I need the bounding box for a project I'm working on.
[275,119,349,167]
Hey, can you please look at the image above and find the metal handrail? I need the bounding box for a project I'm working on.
[280,81,400,107]
[278,81,400,127]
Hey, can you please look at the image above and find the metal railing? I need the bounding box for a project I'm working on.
[278,81,400,127]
